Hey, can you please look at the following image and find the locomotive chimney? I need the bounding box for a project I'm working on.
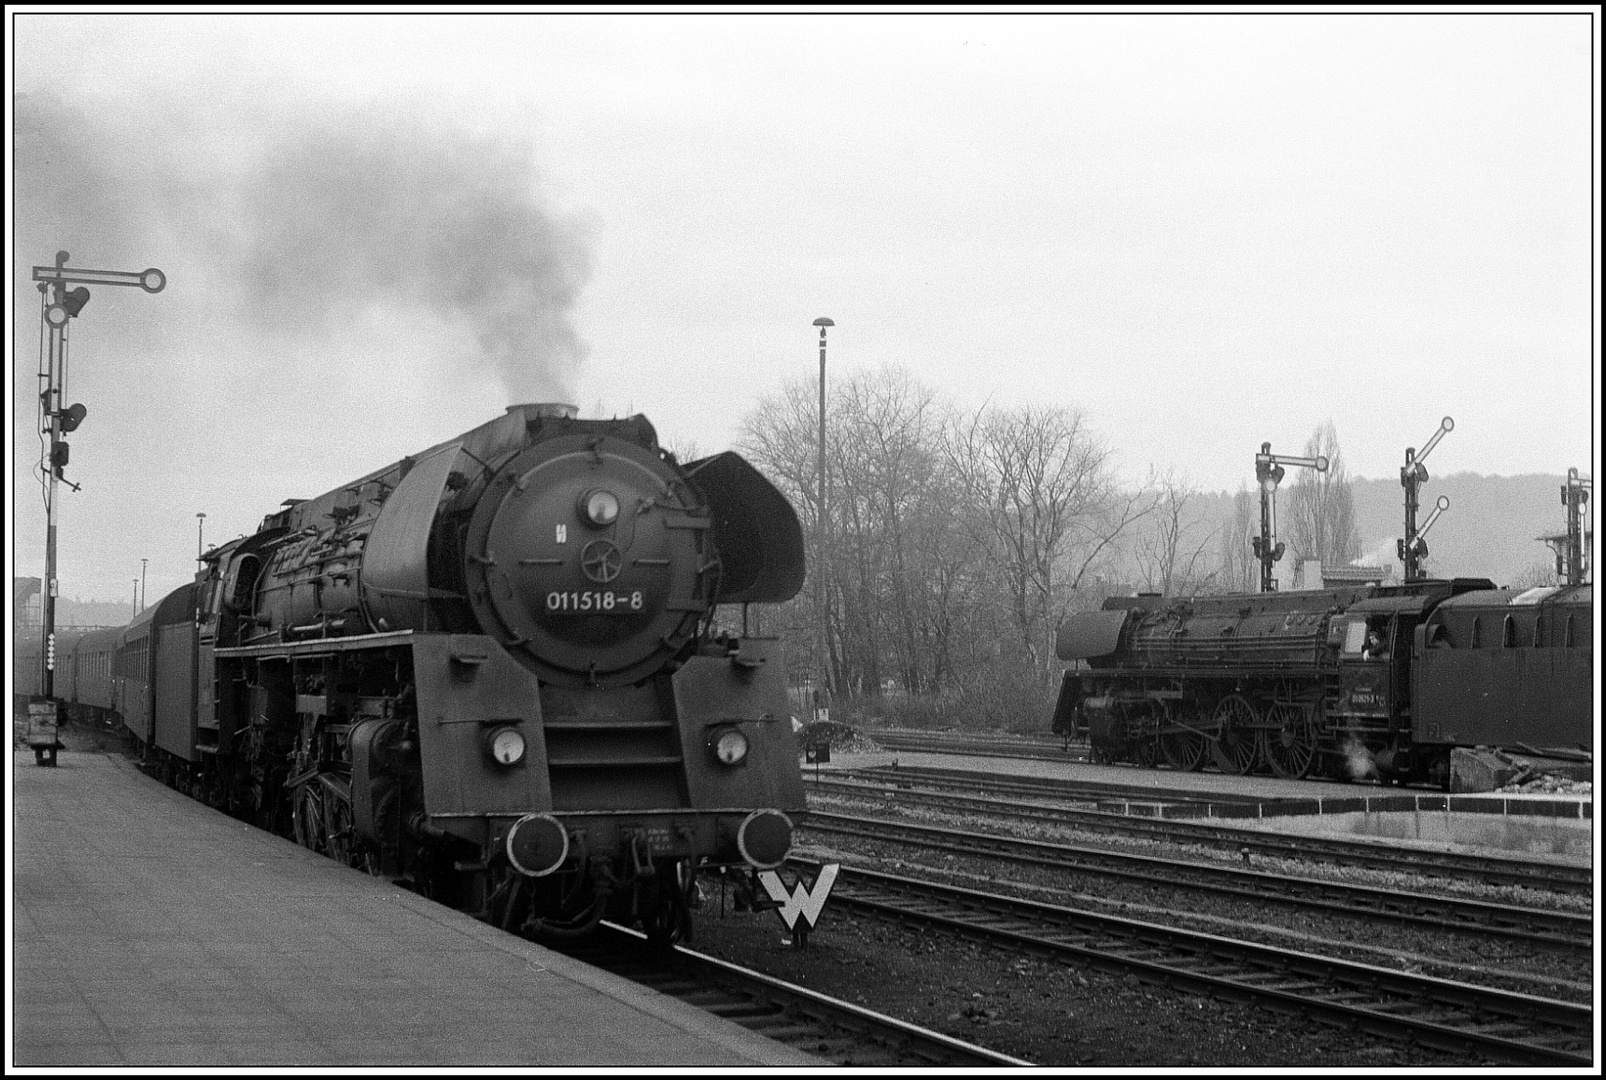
[507,402,579,421]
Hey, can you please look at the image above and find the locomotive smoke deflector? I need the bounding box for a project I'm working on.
[1056,609,1131,661]
[682,452,806,605]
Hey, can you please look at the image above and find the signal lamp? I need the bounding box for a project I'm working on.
[59,403,87,433]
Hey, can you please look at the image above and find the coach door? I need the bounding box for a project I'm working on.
[152,583,199,761]
[119,628,154,743]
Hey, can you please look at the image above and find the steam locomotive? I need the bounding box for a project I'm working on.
[1052,579,1593,787]
[25,404,809,943]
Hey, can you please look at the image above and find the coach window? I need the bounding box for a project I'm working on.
[1502,615,1516,648]
[1469,618,1482,648]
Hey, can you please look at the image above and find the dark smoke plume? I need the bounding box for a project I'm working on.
[14,90,594,403]
[233,113,594,402]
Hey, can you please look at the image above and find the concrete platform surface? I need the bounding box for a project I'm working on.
[818,749,1593,811]
[9,749,820,1068]
[811,750,1592,863]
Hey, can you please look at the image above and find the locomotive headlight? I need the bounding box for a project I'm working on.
[708,725,749,766]
[485,725,527,767]
[579,488,620,528]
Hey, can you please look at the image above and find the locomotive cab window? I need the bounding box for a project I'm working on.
[1359,619,1390,660]
[1342,620,1368,656]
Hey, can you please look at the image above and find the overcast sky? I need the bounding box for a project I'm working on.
[9,9,1599,607]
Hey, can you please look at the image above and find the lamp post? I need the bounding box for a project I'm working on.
[812,317,834,723]
[197,512,207,563]
[140,558,148,613]
[133,579,139,618]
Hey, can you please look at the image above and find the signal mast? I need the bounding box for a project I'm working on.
[1252,442,1328,592]
[1397,417,1454,583]
[1539,468,1592,586]
[29,251,165,700]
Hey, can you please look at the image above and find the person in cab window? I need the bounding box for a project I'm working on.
[1363,629,1388,660]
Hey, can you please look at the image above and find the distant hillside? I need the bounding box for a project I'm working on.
[1349,473,1577,587]
[12,590,136,630]
[1179,473,1575,589]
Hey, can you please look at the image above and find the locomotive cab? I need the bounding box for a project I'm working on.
[1332,611,1399,776]
[1330,579,1492,783]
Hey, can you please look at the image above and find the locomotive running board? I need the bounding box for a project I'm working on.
[214,629,416,658]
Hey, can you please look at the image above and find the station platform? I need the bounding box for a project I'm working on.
[9,749,820,1068]
[811,750,1593,863]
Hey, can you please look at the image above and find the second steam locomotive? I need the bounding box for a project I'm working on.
[1052,579,1593,787]
[40,403,809,943]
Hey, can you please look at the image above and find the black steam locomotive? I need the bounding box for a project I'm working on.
[1052,579,1593,787]
[29,404,809,943]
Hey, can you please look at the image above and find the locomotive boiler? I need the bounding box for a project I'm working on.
[76,404,810,944]
[1052,578,1593,787]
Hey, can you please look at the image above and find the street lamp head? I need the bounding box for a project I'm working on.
[812,317,834,328]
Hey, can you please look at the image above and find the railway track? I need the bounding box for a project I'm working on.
[810,770,1593,896]
[551,922,1029,1067]
[845,762,1285,808]
[799,810,1593,948]
[806,861,1594,1066]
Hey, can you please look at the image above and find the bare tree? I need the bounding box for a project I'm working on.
[947,403,1146,676]
[1216,484,1259,593]
[741,376,1146,727]
[739,366,965,699]
[738,379,832,688]
[824,368,948,697]
[1135,472,1219,595]
[1286,421,1360,570]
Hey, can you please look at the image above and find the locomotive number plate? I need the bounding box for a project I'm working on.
[545,590,644,614]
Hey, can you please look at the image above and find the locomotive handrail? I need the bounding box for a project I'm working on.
[214,628,416,657]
